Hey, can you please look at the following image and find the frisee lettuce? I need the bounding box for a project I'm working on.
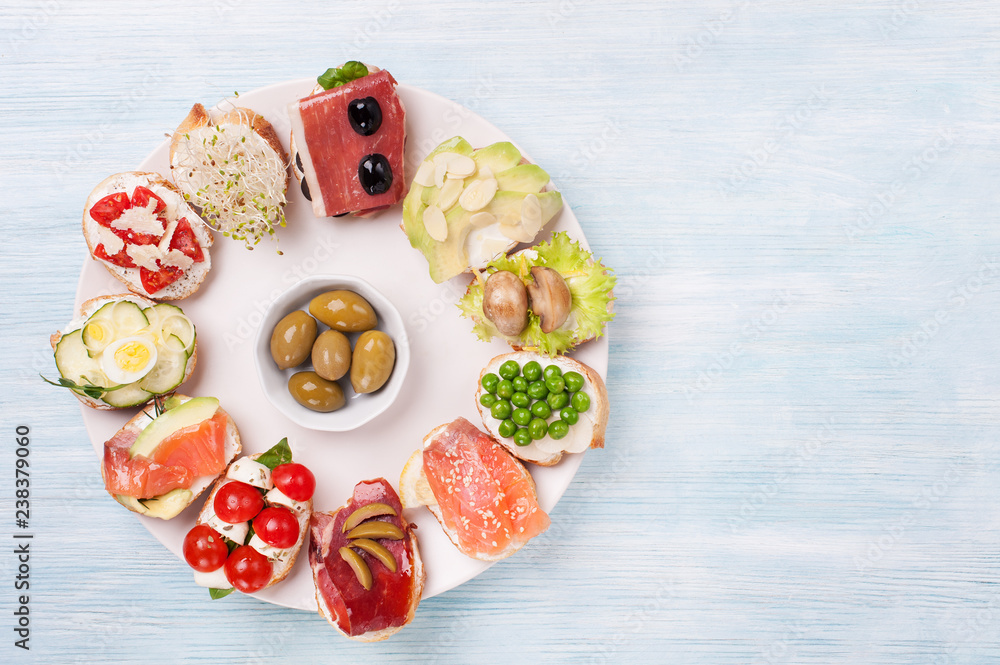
[457,232,616,356]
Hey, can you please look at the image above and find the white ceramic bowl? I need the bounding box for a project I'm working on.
[254,274,410,431]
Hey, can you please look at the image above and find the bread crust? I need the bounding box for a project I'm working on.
[475,352,609,466]
[50,293,198,410]
[81,172,214,301]
[195,452,312,591]
[100,395,241,517]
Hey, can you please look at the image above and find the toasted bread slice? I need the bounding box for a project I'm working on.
[475,351,608,466]
[100,395,241,519]
[82,172,214,301]
[195,452,312,591]
[50,294,198,410]
[169,103,289,245]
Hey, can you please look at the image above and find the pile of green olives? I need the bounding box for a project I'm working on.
[269,290,396,412]
[479,360,590,447]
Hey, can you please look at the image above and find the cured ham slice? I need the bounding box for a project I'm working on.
[309,479,423,641]
[288,69,407,217]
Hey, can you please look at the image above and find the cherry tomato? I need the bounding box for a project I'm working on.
[272,463,316,501]
[130,185,167,214]
[214,481,264,524]
[224,545,272,594]
[252,506,300,549]
[169,218,205,263]
[182,525,228,573]
[89,192,131,226]
[140,265,184,295]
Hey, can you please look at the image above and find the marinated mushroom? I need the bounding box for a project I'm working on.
[482,270,529,336]
[526,267,571,334]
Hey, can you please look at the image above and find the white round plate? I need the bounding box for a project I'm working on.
[76,79,610,610]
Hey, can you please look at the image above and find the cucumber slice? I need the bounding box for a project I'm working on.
[101,382,153,409]
[54,330,105,389]
[107,301,149,335]
[138,343,189,394]
[82,319,116,357]
[144,304,195,355]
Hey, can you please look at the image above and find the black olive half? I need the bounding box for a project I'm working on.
[348,97,382,136]
[358,154,392,195]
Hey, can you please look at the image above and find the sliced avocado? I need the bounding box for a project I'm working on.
[485,190,564,227]
[140,488,193,520]
[115,494,148,514]
[495,164,550,194]
[160,394,186,412]
[472,142,522,174]
[129,396,220,459]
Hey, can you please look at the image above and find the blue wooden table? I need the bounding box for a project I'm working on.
[2,1,999,663]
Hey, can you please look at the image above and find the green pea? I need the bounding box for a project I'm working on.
[571,391,591,413]
[498,419,517,438]
[545,375,566,394]
[547,391,569,410]
[491,400,512,420]
[481,373,499,394]
[496,380,514,399]
[512,408,532,426]
[563,371,584,393]
[499,360,520,380]
[548,420,569,440]
[511,392,530,408]
[511,376,528,393]
[543,364,562,381]
[560,407,579,425]
[480,393,498,408]
[513,428,532,447]
[528,418,548,440]
[522,361,542,382]
[530,400,552,419]
[527,380,549,400]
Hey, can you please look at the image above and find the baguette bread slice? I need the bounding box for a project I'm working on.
[82,172,214,301]
[475,351,608,466]
[169,103,289,246]
[100,395,241,520]
[49,294,198,410]
[195,452,312,591]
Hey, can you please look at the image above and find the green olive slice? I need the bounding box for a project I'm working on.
[339,546,372,591]
[345,521,404,541]
[350,538,397,573]
[342,502,398,533]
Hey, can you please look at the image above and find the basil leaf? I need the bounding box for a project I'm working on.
[317,61,369,90]
[255,437,292,470]
[209,587,234,600]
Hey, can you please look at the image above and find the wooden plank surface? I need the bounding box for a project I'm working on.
[2,1,999,662]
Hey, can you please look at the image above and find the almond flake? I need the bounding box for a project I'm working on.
[470,212,497,228]
[422,205,448,242]
[437,179,463,211]
[521,194,542,237]
[413,161,435,187]
[459,178,498,212]
[445,154,476,178]
[499,221,533,243]
[434,162,448,188]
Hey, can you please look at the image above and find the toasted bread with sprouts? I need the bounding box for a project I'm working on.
[169,103,290,249]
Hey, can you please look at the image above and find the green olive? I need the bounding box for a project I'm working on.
[311,329,351,381]
[351,330,396,394]
[309,290,377,332]
[288,371,345,412]
[270,310,318,369]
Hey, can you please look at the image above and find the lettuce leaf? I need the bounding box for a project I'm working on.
[456,232,616,356]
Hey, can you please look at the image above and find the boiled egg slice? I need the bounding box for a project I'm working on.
[101,336,158,385]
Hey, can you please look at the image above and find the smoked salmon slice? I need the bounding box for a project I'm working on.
[147,411,228,477]
[421,417,549,561]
